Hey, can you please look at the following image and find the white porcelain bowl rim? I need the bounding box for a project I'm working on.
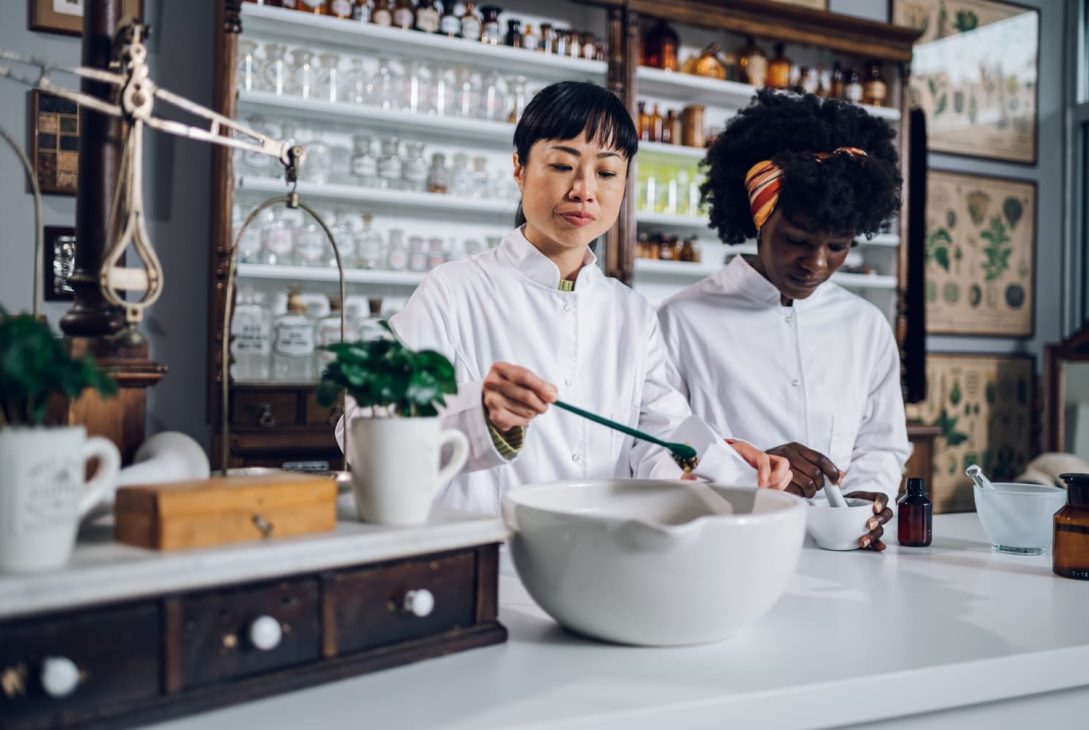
[504,480,807,534]
[973,482,1067,497]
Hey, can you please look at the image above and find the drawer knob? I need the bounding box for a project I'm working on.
[403,589,435,618]
[248,615,283,651]
[40,656,80,698]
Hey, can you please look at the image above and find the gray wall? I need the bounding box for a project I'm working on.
[0,0,215,449]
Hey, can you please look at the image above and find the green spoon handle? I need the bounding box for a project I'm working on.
[553,400,673,451]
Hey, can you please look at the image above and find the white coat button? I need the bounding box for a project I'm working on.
[40,656,80,698]
[565,377,574,387]
[784,315,793,324]
[791,378,800,387]
[562,303,572,313]
[572,453,580,463]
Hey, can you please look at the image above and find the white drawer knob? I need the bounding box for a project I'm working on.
[403,589,435,618]
[40,656,80,698]
[248,615,283,651]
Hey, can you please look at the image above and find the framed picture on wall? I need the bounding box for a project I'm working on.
[924,169,1036,337]
[891,0,1039,165]
[29,0,144,37]
[905,353,1035,513]
[43,226,76,302]
[31,90,80,196]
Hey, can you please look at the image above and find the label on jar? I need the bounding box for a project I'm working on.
[482,22,500,44]
[351,154,377,178]
[330,0,353,16]
[405,159,428,184]
[378,158,402,179]
[299,0,323,9]
[393,7,414,28]
[352,2,372,21]
[846,83,864,103]
[461,16,482,40]
[523,34,538,51]
[263,228,294,256]
[387,248,409,270]
[296,233,325,263]
[233,321,272,355]
[275,321,315,358]
[416,8,440,32]
[373,8,392,25]
[440,14,460,36]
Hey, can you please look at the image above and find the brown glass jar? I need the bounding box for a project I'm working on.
[897,478,932,547]
[694,43,726,80]
[659,234,678,261]
[1055,473,1089,580]
[766,43,792,90]
[662,109,681,145]
[642,18,680,71]
[680,104,705,148]
[737,37,768,89]
[648,104,663,143]
[637,101,650,141]
[862,62,888,107]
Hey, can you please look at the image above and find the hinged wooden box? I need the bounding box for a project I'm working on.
[115,474,337,550]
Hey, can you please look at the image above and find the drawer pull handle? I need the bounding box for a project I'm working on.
[248,615,283,651]
[257,403,276,428]
[40,656,80,698]
[402,589,435,618]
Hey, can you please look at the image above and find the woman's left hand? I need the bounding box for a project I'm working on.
[729,440,792,490]
[844,491,893,551]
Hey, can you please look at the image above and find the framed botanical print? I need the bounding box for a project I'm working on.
[924,170,1036,337]
[905,353,1035,513]
[891,0,1039,164]
[29,0,143,37]
[31,90,80,196]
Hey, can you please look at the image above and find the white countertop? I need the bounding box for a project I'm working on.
[0,497,508,620]
[145,514,1089,730]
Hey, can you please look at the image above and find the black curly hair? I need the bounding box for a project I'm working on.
[701,90,902,244]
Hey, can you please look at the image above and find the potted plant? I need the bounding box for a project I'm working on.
[317,326,469,525]
[0,309,122,572]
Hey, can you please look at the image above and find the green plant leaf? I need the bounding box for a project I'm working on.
[934,247,950,271]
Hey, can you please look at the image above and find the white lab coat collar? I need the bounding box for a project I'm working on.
[709,253,827,310]
[497,226,600,291]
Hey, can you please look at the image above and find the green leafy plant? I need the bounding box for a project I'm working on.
[0,309,117,427]
[926,226,953,271]
[934,407,969,447]
[954,10,979,33]
[980,215,1012,281]
[315,323,456,418]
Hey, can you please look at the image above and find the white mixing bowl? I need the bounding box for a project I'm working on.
[502,480,807,646]
[973,482,1067,555]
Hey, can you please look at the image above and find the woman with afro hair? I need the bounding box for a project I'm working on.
[658,90,912,551]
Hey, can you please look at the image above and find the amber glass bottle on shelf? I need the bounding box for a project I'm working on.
[1055,473,1089,580]
[897,478,932,547]
[766,43,792,90]
[693,43,727,80]
[829,62,845,98]
[737,37,768,89]
[862,62,888,106]
[648,104,664,142]
[642,18,680,71]
[637,101,650,141]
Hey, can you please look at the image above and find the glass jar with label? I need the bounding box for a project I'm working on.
[430,64,453,116]
[480,5,502,45]
[539,23,555,53]
[315,52,342,103]
[402,141,429,192]
[392,0,415,29]
[231,288,272,381]
[261,207,297,265]
[377,136,403,189]
[505,19,522,47]
[371,0,393,25]
[426,237,447,270]
[294,217,326,267]
[506,75,528,123]
[375,57,401,111]
[351,0,372,22]
[862,62,888,107]
[340,56,372,105]
[766,43,791,90]
[327,0,354,18]
[328,212,356,267]
[450,152,472,197]
[829,62,845,98]
[315,296,345,372]
[238,39,259,92]
[554,28,568,57]
[273,292,316,382]
[234,205,266,263]
[402,60,430,114]
[354,213,384,269]
[581,33,596,61]
[427,152,449,193]
[470,156,489,198]
[439,2,459,36]
[415,0,440,32]
[797,66,819,95]
[407,235,429,272]
[385,228,408,270]
[460,2,482,40]
[844,68,864,103]
[298,131,331,184]
[288,49,318,99]
[522,23,538,51]
[350,134,378,187]
[260,42,289,95]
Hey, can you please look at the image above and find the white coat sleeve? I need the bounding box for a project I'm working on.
[839,327,912,502]
[632,310,758,486]
[335,272,517,473]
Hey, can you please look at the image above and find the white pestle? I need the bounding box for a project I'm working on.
[824,480,848,508]
[966,464,996,491]
[685,479,734,515]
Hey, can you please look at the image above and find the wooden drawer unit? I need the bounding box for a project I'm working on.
[305,391,342,427]
[0,602,160,729]
[330,551,477,655]
[230,390,298,429]
[168,577,321,691]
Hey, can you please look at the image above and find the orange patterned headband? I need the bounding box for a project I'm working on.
[744,147,868,231]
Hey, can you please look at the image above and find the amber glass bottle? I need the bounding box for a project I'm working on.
[897,478,932,547]
[637,101,650,141]
[737,37,768,89]
[642,19,680,71]
[648,104,664,142]
[862,62,888,106]
[1055,473,1089,580]
[766,43,792,90]
[829,62,845,99]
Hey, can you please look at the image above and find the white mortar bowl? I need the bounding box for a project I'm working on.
[502,480,807,647]
[973,482,1067,555]
[805,497,876,551]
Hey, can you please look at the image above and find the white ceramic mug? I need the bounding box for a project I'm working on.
[347,416,469,525]
[0,426,121,572]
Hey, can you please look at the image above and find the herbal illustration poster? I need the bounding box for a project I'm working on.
[893,0,1038,164]
[906,354,1034,513]
[924,170,1035,336]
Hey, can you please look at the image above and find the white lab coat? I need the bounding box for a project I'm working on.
[337,228,757,514]
[658,255,911,501]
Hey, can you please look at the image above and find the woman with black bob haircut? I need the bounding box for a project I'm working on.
[659,90,912,551]
[337,81,788,516]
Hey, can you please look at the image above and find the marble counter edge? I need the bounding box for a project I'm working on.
[0,512,509,620]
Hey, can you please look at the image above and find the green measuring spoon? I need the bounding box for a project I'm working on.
[553,400,699,472]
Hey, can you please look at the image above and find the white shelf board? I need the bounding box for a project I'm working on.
[237,90,516,147]
[243,4,607,81]
[237,177,517,219]
[236,263,425,287]
[859,233,900,247]
[638,141,708,161]
[635,211,710,230]
[634,258,896,291]
[635,66,901,121]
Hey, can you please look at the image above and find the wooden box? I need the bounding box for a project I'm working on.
[114,474,337,550]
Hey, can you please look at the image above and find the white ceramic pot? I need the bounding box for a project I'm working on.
[805,497,875,551]
[503,480,807,646]
[974,482,1067,555]
[0,426,120,573]
[347,416,469,525]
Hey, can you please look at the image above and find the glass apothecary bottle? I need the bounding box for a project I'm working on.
[454,66,478,118]
[403,60,431,114]
[261,42,289,95]
[340,56,372,105]
[407,235,429,272]
[273,292,316,382]
[766,43,792,90]
[316,296,345,372]
[297,130,331,184]
[862,62,888,107]
[439,2,459,36]
[372,0,393,25]
[392,0,415,29]
[431,64,453,116]
[427,152,449,193]
[450,152,472,196]
[460,2,482,41]
[829,62,845,98]
[426,237,447,270]
[234,205,265,263]
[375,57,401,111]
[354,213,384,269]
[694,43,726,80]
[289,49,318,99]
[797,66,818,95]
[237,39,259,92]
[327,0,354,18]
[414,0,440,32]
[897,478,933,547]
[642,18,679,71]
[230,287,272,382]
[351,0,373,22]
[294,217,327,267]
[261,208,297,265]
[737,37,767,89]
[315,52,341,103]
[844,68,864,103]
[539,23,555,54]
[522,23,538,51]
[377,136,403,189]
[402,141,429,193]
[506,19,522,47]
[480,5,502,45]
[1055,473,1089,580]
[350,133,378,187]
[506,75,528,123]
[297,0,326,13]
[469,156,489,198]
[479,69,506,121]
[385,228,408,270]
